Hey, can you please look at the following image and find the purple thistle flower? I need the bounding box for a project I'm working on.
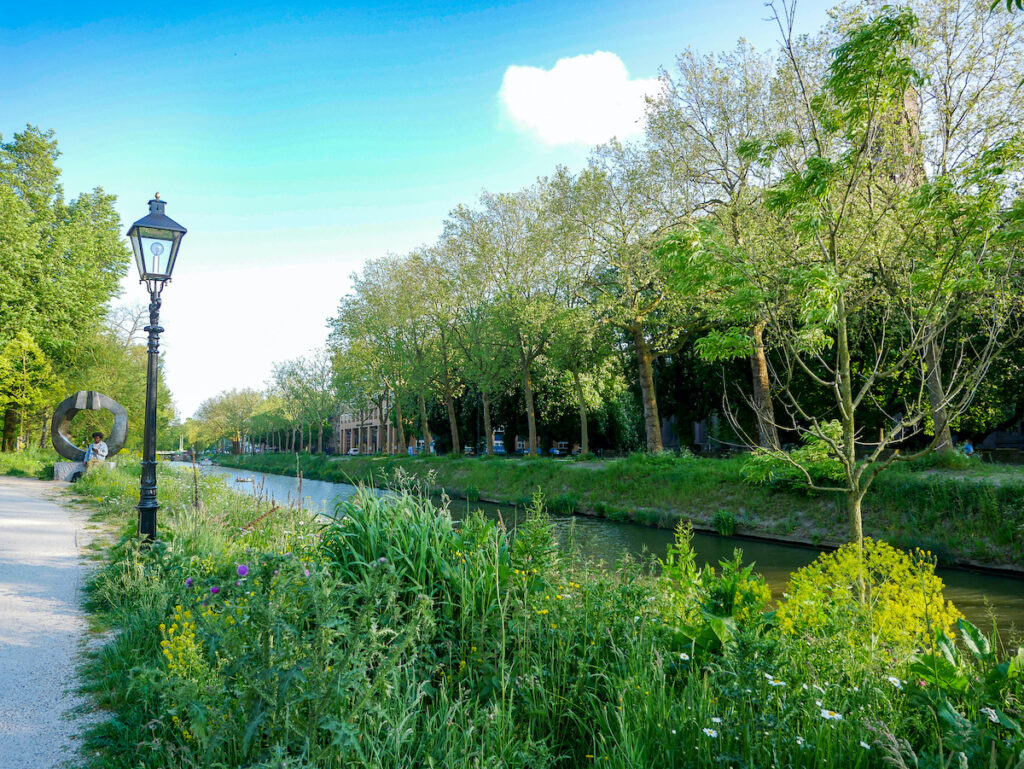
[210,586,219,595]
[185,577,193,588]
[379,557,387,564]
[304,569,310,577]
[237,564,249,577]
[235,580,242,586]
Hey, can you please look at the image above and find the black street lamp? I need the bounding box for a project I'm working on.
[127,194,186,542]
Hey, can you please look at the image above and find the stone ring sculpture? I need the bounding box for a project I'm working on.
[51,391,128,461]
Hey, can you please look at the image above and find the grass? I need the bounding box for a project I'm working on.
[215,452,1024,568]
[72,462,1023,768]
[0,447,59,479]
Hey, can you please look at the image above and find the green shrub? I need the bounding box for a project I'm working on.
[776,538,961,656]
[712,509,736,536]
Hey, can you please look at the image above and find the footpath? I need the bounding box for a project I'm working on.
[0,476,98,769]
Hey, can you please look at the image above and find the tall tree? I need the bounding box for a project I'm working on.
[680,6,1023,547]
[0,126,129,449]
[554,142,690,452]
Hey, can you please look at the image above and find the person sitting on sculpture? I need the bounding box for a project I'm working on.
[83,431,109,470]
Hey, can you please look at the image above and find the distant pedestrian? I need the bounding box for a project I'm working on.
[83,432,108,471]
[961,438,975,457]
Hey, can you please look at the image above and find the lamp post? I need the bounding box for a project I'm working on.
[127,194,186,542]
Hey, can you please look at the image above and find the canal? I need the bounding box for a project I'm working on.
[185,463,1024,639]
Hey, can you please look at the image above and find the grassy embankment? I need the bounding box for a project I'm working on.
[216,452,1024,569]
[0,447,58,479]
[73,460,1024,767]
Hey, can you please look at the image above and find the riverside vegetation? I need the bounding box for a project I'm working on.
[75,462,1022,768]
[214,452,1024,569]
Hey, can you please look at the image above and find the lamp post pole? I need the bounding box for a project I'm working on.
[127,194,186,543]
[138,290,163,542]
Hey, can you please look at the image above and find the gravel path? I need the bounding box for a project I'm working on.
[0,476,98,769]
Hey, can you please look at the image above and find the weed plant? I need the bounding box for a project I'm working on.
[75,464,1023,768]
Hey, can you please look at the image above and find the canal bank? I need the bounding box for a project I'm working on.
[189,462,1024,637]
[214,452,1024,574]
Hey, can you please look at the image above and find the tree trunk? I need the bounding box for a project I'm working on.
[446,393,460,455]
[750,320,780,450]
[482,391,494,455]
[317,422,323,454]
[924,335,953,452]
[522,360,537,455]
[572,370,589,456]
[632,323,663,452]
[418,390,432,451]
[837,299,863,550]
[39,413,47,450]
[2,408,17,452]
[394,398,406,454]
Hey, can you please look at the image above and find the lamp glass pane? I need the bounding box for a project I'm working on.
[137,227,175,279]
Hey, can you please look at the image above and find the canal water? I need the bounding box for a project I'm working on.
[184,463,1024,639]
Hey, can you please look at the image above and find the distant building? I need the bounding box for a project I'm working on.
[332,406,397,454]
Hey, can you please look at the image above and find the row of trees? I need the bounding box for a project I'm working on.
[0,127,177,453]
[323,0,1024,544]
[183,349,336,455]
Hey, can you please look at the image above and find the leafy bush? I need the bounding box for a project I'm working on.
[776,538,961,656]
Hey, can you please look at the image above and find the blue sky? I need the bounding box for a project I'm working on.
[2,0,831,417]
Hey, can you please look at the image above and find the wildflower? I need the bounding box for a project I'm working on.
[679,652,690,661]
[633,616,640,622]
[237,564,249,577]
[702,728,718,738]
[768,678,786,687]
[210,586,219,595]
[185,577,193,588]
[980,707,999,723]
[235,580,242,586]
[304,569,310,577]
[711,717,722,724]
[886,676,902,689]
[860,741,871,750]
[379,557,387,564]
[796,736,805,747]
[820,709,842,721]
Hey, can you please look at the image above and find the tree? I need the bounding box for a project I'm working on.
[645,41,786,448]
[554,142,690,452]
[442,206,517,455]
[196,389,263,454]
[473,185,563,455]
[273,350,336,454]
[0,330,60,451]
[679,6,1023,547]
[0,126,129,449]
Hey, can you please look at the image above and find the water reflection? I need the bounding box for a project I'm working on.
[180,463,1024,639]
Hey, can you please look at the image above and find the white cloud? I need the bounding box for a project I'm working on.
[499,51,659,146]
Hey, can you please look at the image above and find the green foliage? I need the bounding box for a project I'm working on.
[711,509,736,536]
[906,619,1024,764]
[0,329,60,414]
[777,538,962,656]
[741,421,845,493]
[74,463,1024,768]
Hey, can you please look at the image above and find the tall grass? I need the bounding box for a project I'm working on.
[74,463,1022,768]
